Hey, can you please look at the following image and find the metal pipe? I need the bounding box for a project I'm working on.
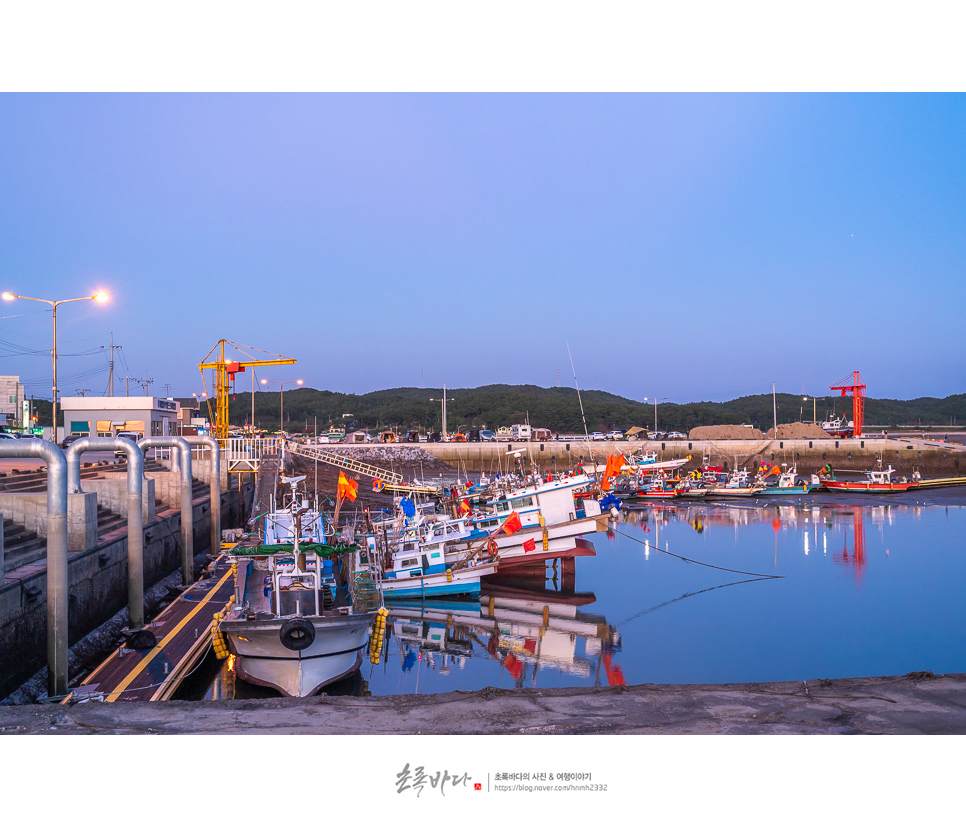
[183,436,221,558]
[138,437,193,584]
[66,438,145,630]
[0,439,69,698]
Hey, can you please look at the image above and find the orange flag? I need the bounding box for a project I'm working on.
[501,511,523,535]
[337,471,358,502]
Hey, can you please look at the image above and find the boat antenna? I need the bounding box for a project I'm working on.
[567,342,592,462]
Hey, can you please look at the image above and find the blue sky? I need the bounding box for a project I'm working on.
[1,93,963,404]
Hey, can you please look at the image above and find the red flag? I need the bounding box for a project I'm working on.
[458,499,470,517]
[522,538,536,552]
[501,511,522,535]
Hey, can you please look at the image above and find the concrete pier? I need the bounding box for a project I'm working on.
[328,436,966,478]
[1,672,963,734]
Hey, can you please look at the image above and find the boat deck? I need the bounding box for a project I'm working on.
[69,553,235,703]
[237,555,352,616]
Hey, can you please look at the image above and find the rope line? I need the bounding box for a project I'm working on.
[613,525,784,579]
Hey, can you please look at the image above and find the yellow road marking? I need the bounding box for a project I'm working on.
[105,567,234,702]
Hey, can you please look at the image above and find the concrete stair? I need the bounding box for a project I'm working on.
[0,460,213,570]
[2,520,45,572]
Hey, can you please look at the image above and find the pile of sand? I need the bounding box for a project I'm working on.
[764,422,833,440]
[689,425,764,440]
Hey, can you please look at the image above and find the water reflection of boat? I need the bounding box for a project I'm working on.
[384,575,621,685]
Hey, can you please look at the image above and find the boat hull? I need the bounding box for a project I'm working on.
[222,614,373,697]
[705,487,763,498]
[451,516,603,562]
[379,563,497,599]
[756,485,815,495]
[820,480,915,493]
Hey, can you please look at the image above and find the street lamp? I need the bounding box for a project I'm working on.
[261,378,303,433]
[643,396,667,435]
[2,290,109,440]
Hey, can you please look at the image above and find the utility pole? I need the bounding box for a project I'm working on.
[141,376,154,395]
[773,382,778,439]
[119,375,137,397]
[162,383,173,397]
[101,333,121,396]
[75,388,91,397]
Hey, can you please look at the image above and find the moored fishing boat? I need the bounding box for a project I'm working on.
[705,468,763,498]
[755,463,819,495]
[219,476,382,697]
[818,464,918,493]
[362,521,500,599]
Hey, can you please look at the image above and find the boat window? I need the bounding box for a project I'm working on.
[401,558,419,568]
[402,542,415,552]
[479,519,498,528]
[446,524,459,534]
[494,501,509,513]
[510,496,534,509]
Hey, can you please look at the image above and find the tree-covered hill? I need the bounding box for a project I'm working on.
[216,385,966,434]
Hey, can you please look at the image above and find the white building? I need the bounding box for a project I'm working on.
[0,375,26,428]
[59,396,181,441]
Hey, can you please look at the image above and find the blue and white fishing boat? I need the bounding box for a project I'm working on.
[755,464,819,495]
[363,522,499,600]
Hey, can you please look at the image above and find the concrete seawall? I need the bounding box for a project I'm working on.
[0,479,254,699]
[342,438,966,478]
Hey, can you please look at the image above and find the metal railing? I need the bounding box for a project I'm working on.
[219,436,283,472]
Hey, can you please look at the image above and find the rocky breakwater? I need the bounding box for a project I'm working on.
[284,443,456,509]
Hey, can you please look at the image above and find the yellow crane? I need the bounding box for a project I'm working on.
[199,339,296,439]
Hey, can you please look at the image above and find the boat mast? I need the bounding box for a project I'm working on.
[566,343,592,462]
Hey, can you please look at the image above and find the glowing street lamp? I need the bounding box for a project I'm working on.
[261,378,303,432]
[2,290,109,440]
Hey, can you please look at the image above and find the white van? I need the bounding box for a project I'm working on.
[510,424,532,441]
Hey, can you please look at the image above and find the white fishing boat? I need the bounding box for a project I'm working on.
[705,468,763,498]
[219,476,382,697]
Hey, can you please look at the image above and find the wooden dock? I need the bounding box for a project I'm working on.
[915,476,966,489]
[69,552,235,703]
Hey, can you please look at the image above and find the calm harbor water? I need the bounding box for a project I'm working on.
[199,489,966,700]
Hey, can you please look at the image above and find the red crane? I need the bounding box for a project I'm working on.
[830,371,866,438]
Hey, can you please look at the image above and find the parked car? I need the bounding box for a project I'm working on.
[666,431,686,439]
[114,431,142,459]
[606,430,623,441]
[0,431,17,440]
[648,431,666,440]
[590,432,606,442]
[60,434,86,449]
[480,429,495,442]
